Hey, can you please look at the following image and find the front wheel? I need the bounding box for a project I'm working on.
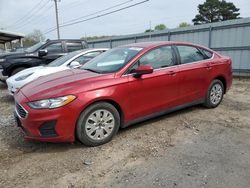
[204,79,224,108]
[76,102,120,146]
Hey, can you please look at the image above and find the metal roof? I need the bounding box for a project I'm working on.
[0,30,25,44]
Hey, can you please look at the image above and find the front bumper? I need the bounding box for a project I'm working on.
[0,69,8,81]
[14,91,81,143]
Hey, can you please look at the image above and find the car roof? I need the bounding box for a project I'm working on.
[76,48,109,53]
[122,41,210,50]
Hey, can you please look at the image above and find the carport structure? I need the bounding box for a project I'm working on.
[0,30,25,50]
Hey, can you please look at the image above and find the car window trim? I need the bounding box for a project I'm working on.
[122,65,179,77]
[177,53,215,67]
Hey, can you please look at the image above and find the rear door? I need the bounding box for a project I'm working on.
[125,45,180,120]
[175,45,214,104]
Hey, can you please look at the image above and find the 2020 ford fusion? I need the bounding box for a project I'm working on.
[14,41,232,146]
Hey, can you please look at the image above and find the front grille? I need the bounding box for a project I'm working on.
[16,103,27,118]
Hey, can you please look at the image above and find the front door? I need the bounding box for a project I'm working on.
[125,45,180,120]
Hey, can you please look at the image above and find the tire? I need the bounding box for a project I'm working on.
[11,67,26,76]
[204,79,224,108]
[76,102,120,146]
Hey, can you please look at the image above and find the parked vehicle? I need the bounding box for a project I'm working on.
[6,48,108,95]
[14,41,232,146]
[0,39,88,81]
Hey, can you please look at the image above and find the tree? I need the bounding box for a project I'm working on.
[144,29,154,33]
[192,0,240,25]
[81,35,114,41]
[178,22,191,28]
[22,29,45,47]
[154,24,167,31]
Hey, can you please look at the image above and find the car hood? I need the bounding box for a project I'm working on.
[7,66,68,82]
[9,66,43,79]
[20,69,114,101]
[0,52,27,59]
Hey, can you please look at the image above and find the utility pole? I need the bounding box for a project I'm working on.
[53,0,60,39]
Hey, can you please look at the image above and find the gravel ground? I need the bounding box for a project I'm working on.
[0,78,250,188]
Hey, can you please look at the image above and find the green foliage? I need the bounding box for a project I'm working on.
[178,22,191,28]
[192,0,240,25]
[144,24,167,33]
[154,24,167,31]
[82,35,114,41]
[144,29,154,33]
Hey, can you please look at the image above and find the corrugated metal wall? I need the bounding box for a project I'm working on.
[88,18,250,75]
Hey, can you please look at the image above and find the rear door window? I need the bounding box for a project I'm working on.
[66,42,83,52]
[177,45,205,64]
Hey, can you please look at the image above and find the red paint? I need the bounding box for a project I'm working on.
[15,41,232,142]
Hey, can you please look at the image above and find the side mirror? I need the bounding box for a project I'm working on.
[38,49,48,57]
[133,65,153,78]
[69,61,81,68]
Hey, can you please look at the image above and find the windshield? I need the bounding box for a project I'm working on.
[47,50,81,67]
[25,42,45,53]
[81,47,143,73]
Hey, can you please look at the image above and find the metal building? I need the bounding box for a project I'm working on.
[87,18,250,76]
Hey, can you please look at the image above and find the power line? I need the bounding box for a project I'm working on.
[7,0,48,29]
[59,0,90,10]
[62,0,133,25]
[43,0,149,35]
[44,0,134,32]
[12,3,53,31]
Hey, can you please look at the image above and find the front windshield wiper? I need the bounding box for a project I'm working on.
[83,68,101,74]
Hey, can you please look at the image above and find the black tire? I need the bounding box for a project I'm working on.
[76,102,120,146]
[204,79,224,108]
[11,67,26,76]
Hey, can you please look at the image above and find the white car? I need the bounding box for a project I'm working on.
[6,48,108,95]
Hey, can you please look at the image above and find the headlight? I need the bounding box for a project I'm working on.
[15,73,34,81]
[0,59,5,63]
[28,95,76,109]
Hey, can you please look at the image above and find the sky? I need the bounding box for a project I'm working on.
[0,0,250,39]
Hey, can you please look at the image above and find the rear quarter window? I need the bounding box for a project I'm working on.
[199,48,213,59]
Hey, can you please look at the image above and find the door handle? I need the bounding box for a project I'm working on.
[206,64,212,70]
[166,71,176,76]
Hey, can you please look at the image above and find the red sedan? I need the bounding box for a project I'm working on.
[14,41,232,146]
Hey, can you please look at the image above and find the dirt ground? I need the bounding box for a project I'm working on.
[0,78,250,188]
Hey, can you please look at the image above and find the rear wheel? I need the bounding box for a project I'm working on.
[11,67,26,76]
[76,102,120,146]
[204,79,224,108]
